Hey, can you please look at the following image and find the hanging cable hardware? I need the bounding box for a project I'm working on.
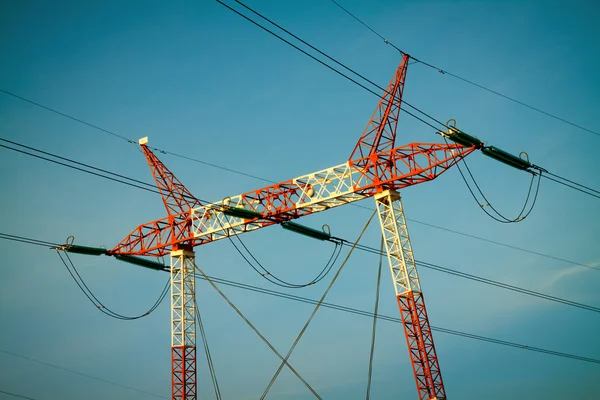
[59,236,108,256]
[281,222,332,241]
[113,254,169,272]
[221,206,262,220]
[481,146,533,171]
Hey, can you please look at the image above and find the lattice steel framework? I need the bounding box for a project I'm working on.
[106,55,484,399]
[111,143,475,257]
[171,248,197,400]
[375,190,445,400]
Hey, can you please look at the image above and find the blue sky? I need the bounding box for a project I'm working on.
[1,0,599,399]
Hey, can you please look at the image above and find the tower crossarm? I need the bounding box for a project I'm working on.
[110,142,475,256]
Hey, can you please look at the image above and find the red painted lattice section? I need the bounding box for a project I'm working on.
[397,291,446,400]
[349,53,409,162]
[172,346,196,400]
[110,143,475,256]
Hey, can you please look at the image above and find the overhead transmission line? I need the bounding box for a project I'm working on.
[227,0,445,130]
[1,234,598,366]
[2,7,598,206]
[5,228,599,313]
[3,137,600,296]
[217,0,445,132]
[213,0,598,211]
[0,349,169,399]
[0,389,37,400]
[327,0,600,138]
[2,133,599,269]
[190,272,600,365]
[2,136,597,270]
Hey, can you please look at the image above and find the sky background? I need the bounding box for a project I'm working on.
[1,0,599,399]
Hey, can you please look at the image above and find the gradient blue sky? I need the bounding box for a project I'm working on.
[1,1,599,399]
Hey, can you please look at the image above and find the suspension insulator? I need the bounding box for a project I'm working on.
[482,146,532,170]
[114,254,168,271]
[440,128,483,148]
[62,244,108,256]
[281,221,331,241]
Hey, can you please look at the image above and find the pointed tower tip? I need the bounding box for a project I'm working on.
[139,137,149,145]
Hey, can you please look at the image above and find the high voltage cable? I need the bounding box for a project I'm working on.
[1,137,596,271]
[0,389,37,400]
[229,0,446,130]
[188,274,600,365]
[3,231,598,314]
[0,138,600,282]
[0,349,168,399]
[0,89,273,184]
[2,85,599,201]
[0,235,597,366]
[327,0,600,138]
[0,233,60,248]
[338,240,600,311]
[541,174,600,199]
[215,0,443,131]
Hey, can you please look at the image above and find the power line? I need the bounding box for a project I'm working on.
[338,240,600,311]
[2,130,598,281]
[327,0,600,138]
[1,235,597,366]
[230,0,446,130]
[0,349,168,399]
[3,230,598,314]
[541,174,600,200]
[0,89,133,142]
[0,233,60,248]
[328,0,600,136]
[214,0,443,132]
[0,389,37,400]
[189,273,600,365]
[544,171,600,195]
[2,136,596,272]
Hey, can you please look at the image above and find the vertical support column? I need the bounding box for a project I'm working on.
[171,248,197,400]
[374,190,446,400]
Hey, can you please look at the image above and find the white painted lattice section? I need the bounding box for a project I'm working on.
[374,190,421,296]
[171,249,196,347]
[189,162,369,241]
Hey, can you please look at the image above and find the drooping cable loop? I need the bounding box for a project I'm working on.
[216,214,344,289]
[443,135,542,223]
[55,249,169,320]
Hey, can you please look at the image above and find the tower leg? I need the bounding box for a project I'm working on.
[171,249,197,400]
[374,190,446,400]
